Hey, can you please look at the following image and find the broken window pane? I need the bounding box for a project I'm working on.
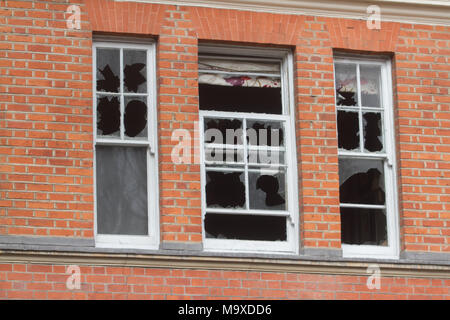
[205,171,245,208]
[363,112,383,152]
[205,147,244,164]
[249,171,286,210]
[335,64,358,106]
[199,83,282,114]
[204,213,286,241]
[204,118,243,145]
[339,158,385,205]
[248,150,285,166]
[340,207,387,246]
[124,96,147,138]
[96,146,148,235]
[360,65,381,108]
[97,95,120,137]
[337,110,359,151]
[123,50,147,93]
[96,48,120,93]
[246,120,284,147]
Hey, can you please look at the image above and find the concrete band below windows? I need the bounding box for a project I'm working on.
[0,248,449,279]
[0,236,449,275]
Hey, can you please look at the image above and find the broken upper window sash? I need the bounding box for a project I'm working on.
[95,47,149,139]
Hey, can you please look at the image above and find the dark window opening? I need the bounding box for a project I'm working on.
[97,96,120,136]
[199,84,282,114]
[363,112,383,152]
[206,171,246,208]
[341,207,387,246]
[204,118,243,144]
[339,159,385,205]
[205,213,286,241]
[124,97,147,138]
[247,121,284,147]
[336,90,357,106]
[337,110,359,150]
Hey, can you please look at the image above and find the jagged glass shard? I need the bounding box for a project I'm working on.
[97,95,120,136]
[205,171,245,208]
[124,96,147,138]
[96,48,120,93]
[337,110,359,151]
[339,158,385,205]
[124,50,147,93]
[364,112,383,152]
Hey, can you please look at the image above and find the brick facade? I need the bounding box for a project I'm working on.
[0,0,448,299]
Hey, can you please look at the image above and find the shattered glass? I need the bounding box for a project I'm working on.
[249,171,286,210]
[124,96,147,138]
[205,171,246,208]
[124,50,147,93]
[335,63,358,106]
[96,48,120,93]
[97,95,120,137]
[363,112,383,152]
[337,110,359,151]
[246,120,284,147]
[339,158,385,205]
[204,118,243,145]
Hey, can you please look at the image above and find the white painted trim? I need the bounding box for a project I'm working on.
[334,56,399,260]
[115,0,450,26]
[198,46,299,255]
[93,40,159,250]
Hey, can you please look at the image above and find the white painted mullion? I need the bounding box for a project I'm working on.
[119,48,124,140]
[243,118,250,210]
[205,208,289,217]
[340,203,386,210]
[356,63,364,153]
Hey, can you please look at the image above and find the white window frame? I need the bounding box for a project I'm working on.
[334,55,399,259]
[199,45,299,255]
[93,40,159,249]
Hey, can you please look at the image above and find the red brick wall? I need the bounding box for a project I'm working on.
[0,0,94,238]
[0,0,449,299]
[0,263,449,300]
